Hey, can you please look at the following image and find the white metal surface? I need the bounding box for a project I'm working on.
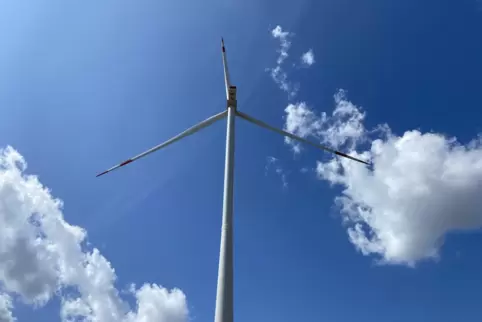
[237,110,369,165]
[214,105,236,322]
[96,110,227,177]
[221,38,232,100]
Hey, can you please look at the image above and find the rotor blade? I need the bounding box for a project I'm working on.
[221,38,232,100]
[237,111,369,165]
[96,110,228,177]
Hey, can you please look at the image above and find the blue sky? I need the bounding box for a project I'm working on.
[1,0,482,321]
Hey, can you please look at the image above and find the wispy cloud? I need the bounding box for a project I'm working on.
[271,25,292,65]
[283,90,366,153]
[266,156,289,189]
[267,26,317,98]
[300,167,311,174]
[268,25,299,99]
[0,146,188,321]
[301,49,315,66]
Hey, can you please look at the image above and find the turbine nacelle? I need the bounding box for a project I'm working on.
[227,86,237,109]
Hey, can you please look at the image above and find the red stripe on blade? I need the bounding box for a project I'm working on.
[120,159,133,167]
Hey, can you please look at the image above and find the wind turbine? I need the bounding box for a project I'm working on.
[96,38,369,322]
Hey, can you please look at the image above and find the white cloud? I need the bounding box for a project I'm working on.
[266,156,288,189]
[124,284,187,322]
[284,102,324,138]
[271,25,292,65]
[301,49,315,66]
[284,101,323,154]
[268,25,298,98]
[282,90,482,266]
[269,66,293,96]
[283,90,366,153]
[317,129,482,266]
[0,293,15,322]
[0,146,188,321]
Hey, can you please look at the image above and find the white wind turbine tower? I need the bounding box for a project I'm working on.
[96,38,369,322]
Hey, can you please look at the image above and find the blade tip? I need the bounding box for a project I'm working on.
[96,171,108,177]
[335,151,369,165]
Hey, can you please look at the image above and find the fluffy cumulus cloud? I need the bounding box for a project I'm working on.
[317,129,482,266]
[124,284,187,322]
[0,146,188,321]
[301,49,315,66]
[283,91,482,266]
